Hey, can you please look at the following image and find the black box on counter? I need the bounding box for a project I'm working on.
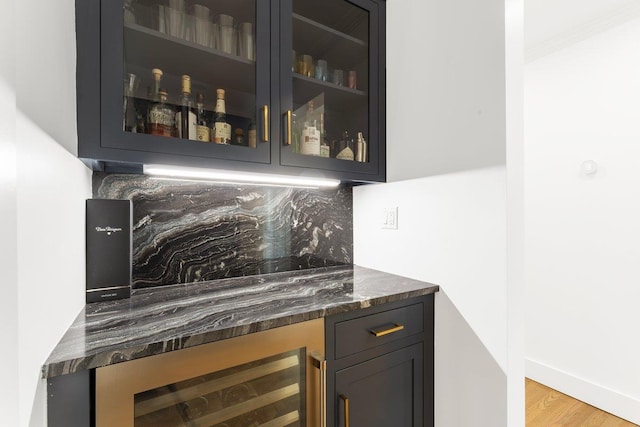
[86,199,132,303]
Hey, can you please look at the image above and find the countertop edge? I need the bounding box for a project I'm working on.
[42,284,438,378]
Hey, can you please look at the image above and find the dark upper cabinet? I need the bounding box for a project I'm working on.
[76,0,386,182]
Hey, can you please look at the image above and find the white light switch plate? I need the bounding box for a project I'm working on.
[382,207,398,229]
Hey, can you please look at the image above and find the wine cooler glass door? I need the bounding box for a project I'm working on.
[134,349,305,427]
[101,0,271,165]
[280,0,381,177]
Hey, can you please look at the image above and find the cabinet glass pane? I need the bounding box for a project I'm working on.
[290,0,369,162]
[123,0,258,148]
[134,349,305,427]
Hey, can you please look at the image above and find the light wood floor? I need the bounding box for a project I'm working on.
[526,379,638,426]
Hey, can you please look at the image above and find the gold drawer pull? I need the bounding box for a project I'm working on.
[369,323,404,337]
[262,105,269,143]
[340,394,350,427]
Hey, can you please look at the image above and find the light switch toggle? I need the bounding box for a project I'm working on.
[382,207,398,229]
[581,160,598,175]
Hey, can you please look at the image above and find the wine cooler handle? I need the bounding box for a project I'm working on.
[310,352,326,427]
[285,110,293,146]
[340,394,350,427]
[262,105,269,143]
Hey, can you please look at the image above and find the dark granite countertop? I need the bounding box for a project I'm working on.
[43,265,438,378]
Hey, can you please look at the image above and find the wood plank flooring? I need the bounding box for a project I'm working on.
[526,379,638,426]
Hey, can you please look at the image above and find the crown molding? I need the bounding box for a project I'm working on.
[525,1,640,63]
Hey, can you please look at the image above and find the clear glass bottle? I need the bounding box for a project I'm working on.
[247,117,257,148]
[212,89,232,144]
[300,101,320,156]
[148,89,175,137]
[319,112,330,157]
[176,75,197,140]
[123,73,139,133]
[195,92,210,142]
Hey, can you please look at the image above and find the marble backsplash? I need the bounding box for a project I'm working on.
[93,173,353,289]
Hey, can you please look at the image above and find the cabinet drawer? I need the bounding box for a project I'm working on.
[334,303,424,359]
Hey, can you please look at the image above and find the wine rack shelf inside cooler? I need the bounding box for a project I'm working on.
[124,23,256,95]
[134,352,303,427]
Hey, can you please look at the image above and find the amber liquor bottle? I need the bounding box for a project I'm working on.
[212,89,232,144]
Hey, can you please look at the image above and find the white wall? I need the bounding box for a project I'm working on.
[354,167,509,426]
[385,0,506,182]
[15,0,93,426]
[525,16,640,424]
[0,0,19,424]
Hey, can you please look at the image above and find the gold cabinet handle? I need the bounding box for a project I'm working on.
[262,105,269,143]
[369,323,405,337]
[285,110,293,146]
[310,352,327,427]
[340,394,350,427]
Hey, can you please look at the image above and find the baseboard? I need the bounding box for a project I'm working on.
[526,359,640,425]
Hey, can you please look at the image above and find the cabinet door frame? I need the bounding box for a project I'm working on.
[80,0,273,170]
[335,343,423,427]
[278,0,386,182]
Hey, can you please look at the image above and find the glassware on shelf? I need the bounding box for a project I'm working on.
[238,22,255,61]
[124,0,136,24]
[164,7,185,39]
[315,59,328,81]
[123,73,139,132]
[348,70,357,89]
[332,69,344,86]
[217,14,236,55]
[192,4,211,46]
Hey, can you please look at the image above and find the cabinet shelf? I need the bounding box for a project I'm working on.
[292,73,366,110]
[292,13,367,69]
[124,23,256,94]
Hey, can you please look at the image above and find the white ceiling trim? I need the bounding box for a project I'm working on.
[525,1,640,63]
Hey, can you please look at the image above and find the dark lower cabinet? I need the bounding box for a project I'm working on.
[326,295,435,427]
[335,343,423,427]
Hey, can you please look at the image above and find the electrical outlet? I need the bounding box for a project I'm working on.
[382,207,398,230]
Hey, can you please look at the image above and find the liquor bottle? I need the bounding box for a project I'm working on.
[355,132,368,162]
[300,101,320,156]
[233,128,246,146]
[319,112,330,158]
[212,89,232,144]
[336,130,355,160]
[195,93,210,142]
[247,117,257,148]
[146,68,163,135]
[148,89,175,137]
[175,75,197,140]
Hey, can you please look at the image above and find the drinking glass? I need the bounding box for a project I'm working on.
[332,69,344,86]
[238,22,255,60]
[165,7,185,39]
[315,59,328,81]
[194,16,211,46]
[217,15,236,55]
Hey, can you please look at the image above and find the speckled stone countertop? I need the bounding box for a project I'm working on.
[43,265,438,378]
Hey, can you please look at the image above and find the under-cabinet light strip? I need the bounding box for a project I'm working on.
[143,165,341,188]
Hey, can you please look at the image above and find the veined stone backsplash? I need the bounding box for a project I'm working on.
[93,173,353,289]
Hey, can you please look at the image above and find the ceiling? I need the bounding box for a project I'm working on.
[525,0,639,55]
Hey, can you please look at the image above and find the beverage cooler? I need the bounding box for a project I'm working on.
[96,319,325,427]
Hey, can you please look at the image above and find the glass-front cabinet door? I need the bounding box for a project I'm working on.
[100,0,271,165]
[279,0,383,179]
